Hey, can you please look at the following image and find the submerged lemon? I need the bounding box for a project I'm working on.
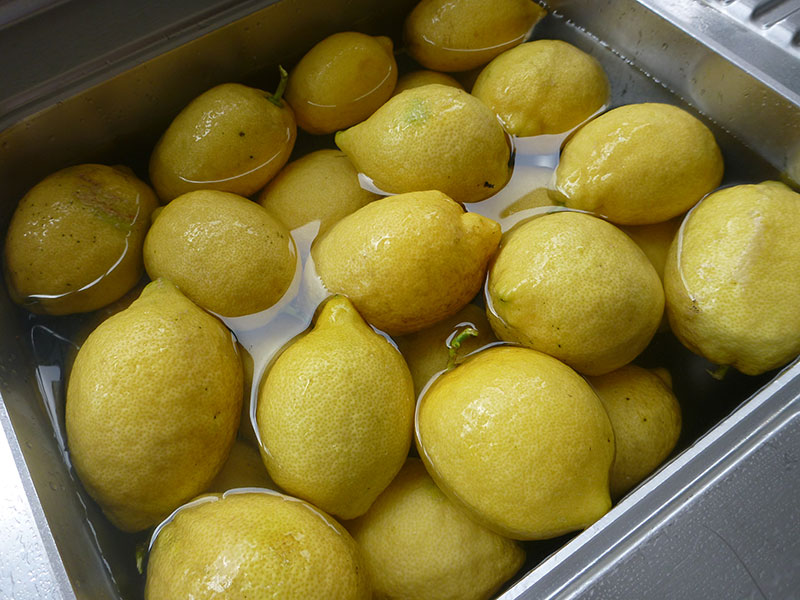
[66,279,242,532]
[417,345,614,540]
[257,296,415,519]
[347,458,525,600]
[145,491,371,599]
[336,84,511,203]
[555,103,724,225]
[588,364,681,499]
[664,181,800,375]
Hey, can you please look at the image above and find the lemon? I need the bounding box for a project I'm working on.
[395,302,496,397]
[392,70,464,96]
[3,164,158,315]
[487,211,664,375]
[621,217,682,282]
[206,438,277,494]
[149,79,296,202]
[143,189,296,317]
[335,84,511,203]
[66,279,242,532]
[285,32,397,134]
[472,40,609,136]
[347,458,525,600]
[312,190,501,335]
[257,296,415,519]
[664,181,800,375]
[588,364,681,498]
[404,0,546,72]
[257,149,378,233]
[555,103,724,225]
[145,490,371,599]
[417,345,614,540]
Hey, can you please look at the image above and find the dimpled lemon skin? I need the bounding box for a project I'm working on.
[285,32,397,135]
[144,190,296,317]
[395,303,497,397]
[149,82,296,202]
[258,149,378,233]
[664,181,800,375]
[472,40,609,136]
[335,84,510,203]
[588,364,681,499]
[556,103,724,225]
[417,345,614,540]
[404,0,546,72]
[257,296,415,520]
[313,190,501,336]
[487,211,664,376]
[145,491,371,600]
[347,458,525,600]
[3,164,158,315]
[205,438,277,494]
[66,279,242,532]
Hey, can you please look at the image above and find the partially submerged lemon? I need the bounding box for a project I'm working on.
[472,39,609,136]
[335,84,511,203]
[555,103,724,225]
[257,296,415,519]
[417,345,614,540]
[145,491,371,599]
[487,211,664,375]
[3,164,158,315]
[347,458,525,600]
[143,189,297,317]
[312,190,501,336]
[66,279,242,532]
[149,79,296,202]
[392,70,464,96]
[404,0,546,72]
[285,31,397,134]
[664,181,800,375]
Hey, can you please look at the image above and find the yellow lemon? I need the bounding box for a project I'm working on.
[664,181,800,375]
[149,79,296,202]
[555,103,724,225]
[395,302,496,397]
[3,164,158,315]
[66,279,242,532]
[621,217,682,282]
[257,149,378,233]
[145,491,370,599]
[257,296,415,519]
[417,345,614,540]
[588,364,682,499]
[312,190,501,335]
[391,70,464,96]
[285,32,397,135]
[143,190,296,317]
[487,211,664,375]
[335,84,511,203]
[347,458,525,600]
[206,438,277,494]
[404,0,546,72]
[472,40,609,136]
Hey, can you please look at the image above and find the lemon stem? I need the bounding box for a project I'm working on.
[446,327,479,370]
[267,65,289,108]
[707,364,730,381]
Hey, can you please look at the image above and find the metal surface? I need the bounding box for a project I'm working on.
[1,1,800,599]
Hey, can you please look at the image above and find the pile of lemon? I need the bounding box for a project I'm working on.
[4,0,800,598]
